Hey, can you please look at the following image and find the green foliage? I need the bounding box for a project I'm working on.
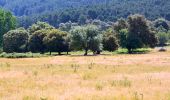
[3,28,29,53]
[78,15,87,25]
[103,29,119,52]
[28,22,55,53]
[28,29,48,53]
[59,21,78,32]
[127,14,158,53]
[114,18,128,33]
[0,8,16,46]
[28,21,54,33]
[118,29,128,48]
[2,0,169,28]
[157,32,169,46]
[168,31,170,42]
[154,18,169,31]
[0,52,47,58]
[70,25,103,55]
[43,29,69,55]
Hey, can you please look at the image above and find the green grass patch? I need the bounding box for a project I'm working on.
[0,52,47,58]
[114,48,152,54]
[0,48,153,58]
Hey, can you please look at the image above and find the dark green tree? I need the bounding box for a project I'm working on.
[103,29,119,51]
[118,29,128,48]
[154,18,169,31]
[43,29,69,55]
[157,32,169,46]
[127,14,158,53]
[28,29,48,53]
[78,15,87,25]
[114,18,128,33]
[3,28,29,53]
[0,8,16,47]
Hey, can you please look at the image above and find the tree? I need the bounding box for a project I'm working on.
[154,18,169,31]
[59,12,71,23]
[88,10,97,19]
[167,30,170,42]
[78,15,87,25]
[118,29,128,48]
[59,21,78,32]
[0,8,16,47]
[43,29,69,55]
[157,32,169,46]
[28,29,48,53]
[114,18,128,33]
[127,14,158,53]
[103,29,119,51]
[70,25,103,55]
[3,28,29,53]
[28,21,54,34]
[92,20,111,31]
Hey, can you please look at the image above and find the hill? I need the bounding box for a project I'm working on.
[1,0,170,27]
[0,0,110,16]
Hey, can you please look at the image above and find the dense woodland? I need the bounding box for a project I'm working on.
[1,0,170,28]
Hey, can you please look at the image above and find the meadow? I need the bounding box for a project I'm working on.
[0,48,170,100]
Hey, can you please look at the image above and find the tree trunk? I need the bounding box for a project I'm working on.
[84,49,88,56]
[58,52,61,55]
[93,51,96,55]
[128,48,132,54]
[50,51,51,55]
[96,50,101,54]
[67,51,69,55]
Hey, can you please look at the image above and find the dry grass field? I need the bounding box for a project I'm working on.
[0,48,170,100]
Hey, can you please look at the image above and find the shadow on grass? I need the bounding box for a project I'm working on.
[0,48,152,58]
[115,48,151,54]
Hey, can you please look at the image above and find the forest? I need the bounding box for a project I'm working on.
[1,0,170,28]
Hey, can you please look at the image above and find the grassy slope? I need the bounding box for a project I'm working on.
[0,48,170,99]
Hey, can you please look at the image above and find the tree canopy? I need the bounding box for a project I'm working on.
[0,8,16,46]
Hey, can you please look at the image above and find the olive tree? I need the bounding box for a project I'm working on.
[70,25,103,55]
[3,28,29,53]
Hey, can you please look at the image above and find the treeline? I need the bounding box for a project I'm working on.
[1,0,170,28]
[2,13,170,55]
[0,0,106,16]
[15,0,170,28]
